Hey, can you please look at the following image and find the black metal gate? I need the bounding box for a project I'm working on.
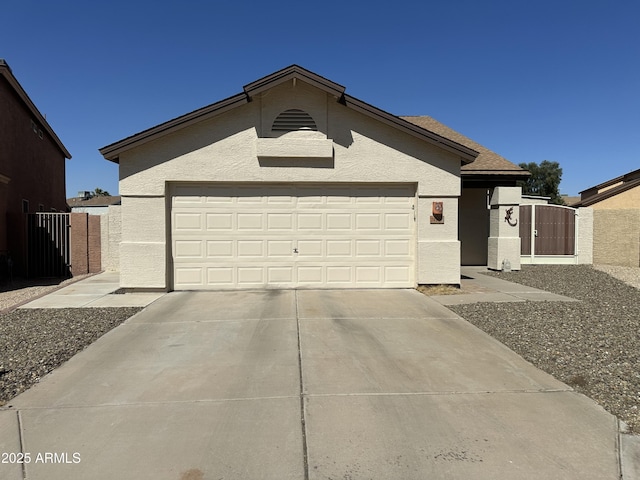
[26,213,71,278]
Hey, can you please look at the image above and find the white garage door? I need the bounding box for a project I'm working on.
[171,184,416,289]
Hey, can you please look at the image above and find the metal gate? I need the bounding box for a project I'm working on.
[520,204,577,264]
[26,213,71,277]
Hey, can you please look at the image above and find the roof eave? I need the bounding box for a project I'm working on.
[0,60,71,159]
[575,177,640,207]
[99,65,479,164]
[244,64,346,99]
[99,92,249,163]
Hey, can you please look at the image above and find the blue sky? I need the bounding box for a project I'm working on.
[2,0,638,197]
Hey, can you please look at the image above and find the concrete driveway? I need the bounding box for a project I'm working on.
[1,289,622,479]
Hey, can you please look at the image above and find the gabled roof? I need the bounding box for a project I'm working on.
[401,116,528,179]
[0,59,71,159]
[575,167,640,207]
[100,65,479,164]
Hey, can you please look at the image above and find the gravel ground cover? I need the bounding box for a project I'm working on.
[0,307,141,405]
[450,264,640,433]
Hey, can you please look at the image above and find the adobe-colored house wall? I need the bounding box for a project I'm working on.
[593,209,640,267]
[117,80,463,289]
[0,75,67,275]
[587,185,640,210]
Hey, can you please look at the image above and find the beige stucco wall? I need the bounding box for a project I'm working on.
[117,80,464,288]
[587,185,640,210]
[576,207,593,264]
[100,205,121,272]
[593,209,640,267]
[459,188,489,265]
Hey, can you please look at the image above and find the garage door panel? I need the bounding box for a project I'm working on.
[237,213,263,230]
[267,266,294,283]
[385,239,412,257]
[297,240,323,257]
[326,240,351,257]
[207,240,233,258]
[356,266,381,283]
[298,213,323,230]
[206,213,233,230]
[267,213,294,230]
[237,240,263,257]
[175,267,204,286]
[355,213,381,230]
[174,213,203,231]
[385,212,412,229]
[208,267,234,285]
[267,240,294,257]
[174,240,203,258]
[237,267,264,284]
[172,184,415,289]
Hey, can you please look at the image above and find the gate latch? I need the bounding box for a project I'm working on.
[534,229,538,237]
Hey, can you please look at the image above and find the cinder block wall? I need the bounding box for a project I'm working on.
[593,209,640,267]
[100,205,121,272]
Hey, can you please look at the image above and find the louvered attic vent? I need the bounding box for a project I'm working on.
[272,109,317,132]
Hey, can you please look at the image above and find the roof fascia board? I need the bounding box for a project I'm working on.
[576,178,640,207]
[100,65,479,165]
[342,94,478,163]
[99,93,248,162]
[243,65,346,99]
[0,61,71,159]
[579,167,640,195]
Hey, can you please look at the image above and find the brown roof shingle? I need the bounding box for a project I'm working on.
[402,116,528,177]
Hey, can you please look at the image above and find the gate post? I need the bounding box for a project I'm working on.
[487,187,521,271]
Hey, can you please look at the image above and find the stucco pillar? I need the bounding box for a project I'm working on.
[487,187,521,271]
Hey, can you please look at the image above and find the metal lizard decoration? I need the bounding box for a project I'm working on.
[505,207,518,226]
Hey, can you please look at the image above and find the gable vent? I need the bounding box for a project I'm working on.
[272,109,317,132]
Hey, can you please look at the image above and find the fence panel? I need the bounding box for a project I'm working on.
[27,213,71,278]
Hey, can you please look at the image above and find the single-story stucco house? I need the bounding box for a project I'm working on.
[99,65,528,291]
[574,168,640,267]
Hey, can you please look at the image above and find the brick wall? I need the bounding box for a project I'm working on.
[593,209,640,267]
[70,212,102,276]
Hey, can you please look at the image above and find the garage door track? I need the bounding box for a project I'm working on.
[0,289,623,479]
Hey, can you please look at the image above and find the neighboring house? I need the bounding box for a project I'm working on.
[574,168,640,209]
[99,65,526,291]
[67,193,121,215]
[574,168,640,267]
[0,59,71,276]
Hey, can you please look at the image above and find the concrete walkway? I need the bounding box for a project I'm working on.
[1,284,634,479]
[19,272,165,309]
[428,266,579,305]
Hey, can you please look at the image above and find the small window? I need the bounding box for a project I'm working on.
[272,109,317,132]
[51,207,57,212]
[22,199,29,213]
